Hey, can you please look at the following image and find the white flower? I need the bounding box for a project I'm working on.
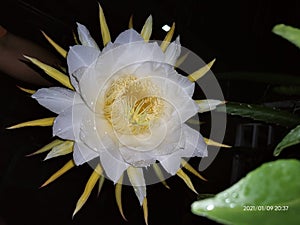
[33,24,207,205]
[9,6,227,223]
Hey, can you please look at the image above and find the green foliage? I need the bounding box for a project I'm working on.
[216,102,300,128]
[191,159,300,225]
[273,24,300,48]
[274,124,300,156]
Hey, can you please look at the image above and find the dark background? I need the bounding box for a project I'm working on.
[1,0,300,225]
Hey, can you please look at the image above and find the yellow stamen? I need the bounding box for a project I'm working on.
[104,75,164,135]
[141,15,152,42]
[115,175,127,221]
[40,159,75,188]
[7,117,55,129]
[73,165,102,217]
[98,3,111,46]
[26,139,64,156]
[175,52,189,68]
[176,169,198,194]
[187,59,216,82]
[204,138,231,148]
[142,197,148,225]
[16,86,36,94]
[44,140,74,160]
[160,22,175,52]
[97,175,105,197]
[24,56,74,90]
[129,15,133,29]
[41,31,67,58]
[152,163,170,189]
[181,159,207,181]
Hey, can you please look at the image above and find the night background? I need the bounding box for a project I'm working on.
[1,0,300,225]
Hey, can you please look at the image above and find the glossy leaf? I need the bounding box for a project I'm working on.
[216,102,300,128]
[192,159,300,225]
[273,24,300,49]
[274,124,300,156]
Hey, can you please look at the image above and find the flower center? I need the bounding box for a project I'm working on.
[104,75,164,135]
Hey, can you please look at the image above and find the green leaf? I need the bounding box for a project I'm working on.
[274,124,300,156]
[273,85,300,96]
[273,24,300,49]
[191,159,300,225]
[216,102,300,128]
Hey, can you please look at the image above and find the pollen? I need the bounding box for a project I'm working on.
[104,75,164,135]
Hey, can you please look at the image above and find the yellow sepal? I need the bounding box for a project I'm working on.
[40,159,75,188]
[176,168,198,194]
[152,163,170,189]
[98,3,111,46]
[97,175,105,197]
[141,15,153,42]
[115,175,127,221]
[44,140,74,160]
[142,197,148,225]
[204,138,231,148]
[73,165,102,217]
[26,139,64,156]
[129,15,133,29]
[24,56,74,90]
[16,86,36,94]
[41,31,67,58]
[181,159,207,181]
[7,117,55,129]
[187,59,216,82]
[175,52,189,68]
[160,22,175,52]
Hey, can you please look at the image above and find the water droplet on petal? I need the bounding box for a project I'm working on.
[225,198,231,204]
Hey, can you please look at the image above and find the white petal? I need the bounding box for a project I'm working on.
[96,41,165,77]
[100,150,129,183]
[114,29,144,44]
[196,99,224,113]
[73,141,99,165]
[67,45,100,75]
[116,119,168,152]
[164,36,181,66]
[158,152,182,175]
[157,125,207,175]
[53,103,86,141]
[183,124,207,157]
[79,113,116,153]
[101,41,115,54]
[80,42,165,111]
[119,145,155,167]
[32,87,81,114]
[76,23,99,49]
[150,76,198,123]
[165,68,195,97]
[127,167,146,205]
